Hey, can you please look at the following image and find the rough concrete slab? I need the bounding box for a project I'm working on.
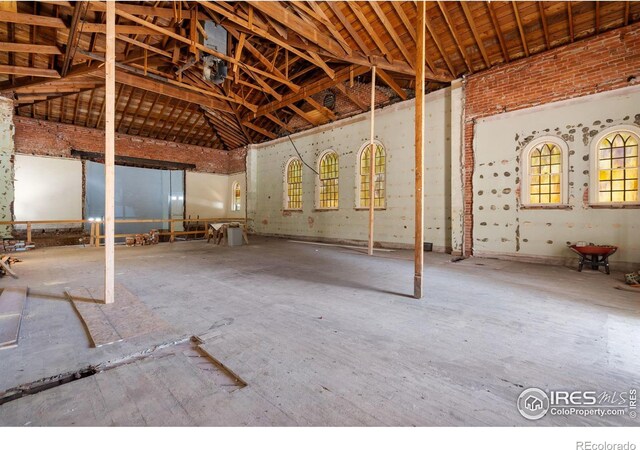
[0,237,638,425]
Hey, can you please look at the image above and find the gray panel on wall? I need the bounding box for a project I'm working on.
[85,161,184,236]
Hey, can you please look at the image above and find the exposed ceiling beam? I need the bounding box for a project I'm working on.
[0,64,60,78]
[0,42,61,54]
[512,1,530,57]
[460,2,490,69]
[377,69,407,101]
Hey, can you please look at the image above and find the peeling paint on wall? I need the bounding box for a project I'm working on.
[473,87,640,266]
[0,97,15,237]
[246,86,464,251]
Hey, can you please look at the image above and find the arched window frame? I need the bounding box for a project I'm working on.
[231,181,241,212]
[520,136,569,207]
[283,157,303,211]
[356,140,387,209]
[316,150,340,210]
[589,125,640,206]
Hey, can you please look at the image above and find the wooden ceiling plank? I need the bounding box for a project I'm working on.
[289,103,321,126]
[568,2,575,43]
[335,82,367,111]
[307,50,335,79]
[347,2,393,64]
[595,0,600,34]
[305,1,353,55]
[116,34,172,59]
[182,116,203,144]
[486,1,510,64]
[227,29,300,92]
[196,1,338,79]
[143,95,171,138]
[512,1,530,57]
[264,112,293,133]
[153,100,181,140]
[538,2,550,50]
[460,2,491,69]
[0,11,66,28]
[370,1,415,70]
[391,2,416,42]
[0,65,60,78]
[304,96,336,121]
[377,69,407,101]
[241,121,277,140]
[172,107,199,142]
[625,2,630,26]
[60,0,87,77]
[71,92,81,125]
[135,92,160,135]
[254,65,369,119]
[422,5,456,77]
[325,1,369,54]
[124,90,147,134]
[233,32,246,75]
[247,1,346,58]
[0,42,62,55]
[116,86,136,132]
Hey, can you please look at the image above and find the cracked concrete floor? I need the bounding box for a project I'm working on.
[0,236,638,426]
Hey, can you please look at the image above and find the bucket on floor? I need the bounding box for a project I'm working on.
[423,242,433,252]
[227,227,243,246]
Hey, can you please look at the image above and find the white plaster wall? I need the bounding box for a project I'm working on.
[0,97,14,237]
[247,85,463,251]
[473,86,640,266]
[185,171,229,219]
[14,154,82,229]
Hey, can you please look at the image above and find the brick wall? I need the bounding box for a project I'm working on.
[228,146,247,174]
[13,117,233,174]
[462,22,640,256]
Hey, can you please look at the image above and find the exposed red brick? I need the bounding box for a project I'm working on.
[462,22,640,256]
[14,117,234,174]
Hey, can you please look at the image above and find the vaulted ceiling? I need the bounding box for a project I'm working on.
[1,1,639,150]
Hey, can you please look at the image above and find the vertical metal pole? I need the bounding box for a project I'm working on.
[104,1,115,304]
[414,1,426,299]
[367,66,376,256]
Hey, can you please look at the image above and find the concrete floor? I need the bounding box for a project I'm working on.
[0,236,638,426]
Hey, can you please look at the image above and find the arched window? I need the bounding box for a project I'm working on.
[358,141,386,208]
[318,151,339,209]
[593,129,639,204]
[285,158,303,210]
[231,182,241,211]
[521,137,568,207]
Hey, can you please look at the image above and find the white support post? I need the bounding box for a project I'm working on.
[367,66,376,256]
[414,1,426,299]
[104,1,115,304]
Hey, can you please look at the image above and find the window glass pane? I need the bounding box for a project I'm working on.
[528,143,562,204]
[286,159,303,209]
[597,132,640,203]
[360,144,386,208]
[319,152,339,209]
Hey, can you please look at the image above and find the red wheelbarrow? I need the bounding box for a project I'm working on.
[569,244,618,274]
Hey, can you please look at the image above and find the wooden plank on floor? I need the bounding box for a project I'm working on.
[66,284,171,348]
[0,286,27,349]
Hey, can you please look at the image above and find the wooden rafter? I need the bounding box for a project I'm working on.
[460,2,490,69]
[512,1,530,57]
[486,1,510,64]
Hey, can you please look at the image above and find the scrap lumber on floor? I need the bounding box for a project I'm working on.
[0,287,27,349]
[66,283,171,347]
